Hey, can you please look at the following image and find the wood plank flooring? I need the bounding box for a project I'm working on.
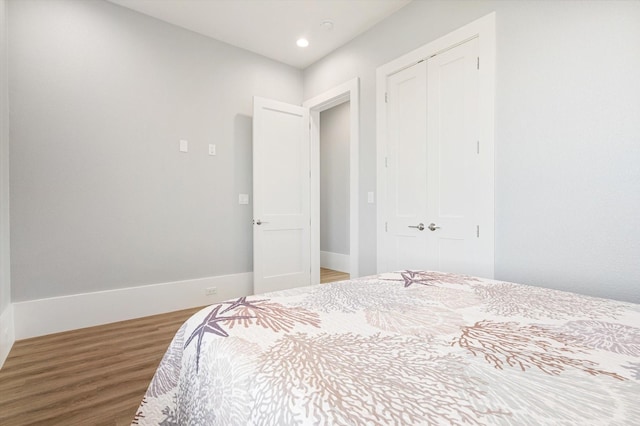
[0,268,349,425]
[0,306,204,426]
[320,267,349,284]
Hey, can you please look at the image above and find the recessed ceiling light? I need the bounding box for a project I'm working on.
[296,38,309,48]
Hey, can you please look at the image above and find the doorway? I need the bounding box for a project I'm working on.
[319,101,351,282]
[252,79,359,293]
[304,78,360,285]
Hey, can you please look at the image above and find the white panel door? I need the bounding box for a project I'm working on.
[253,97,311,294]
[383,37,492,277]
[385,61,428,271]
[426,37,490,277]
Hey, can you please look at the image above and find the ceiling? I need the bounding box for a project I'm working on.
[107,0,412,69]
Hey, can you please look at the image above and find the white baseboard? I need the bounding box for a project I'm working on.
[0,303,15,369]
[320,251,350,273]
[13,272,253,340]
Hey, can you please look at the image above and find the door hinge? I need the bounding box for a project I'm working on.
[476,225,480,238]
[385,222,388,232]
[477,140,480,154]
[385,92,388,103]
[385,157,388,168]
[477,57,480,70]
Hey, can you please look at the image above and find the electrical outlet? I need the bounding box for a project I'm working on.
[205,287,217,296]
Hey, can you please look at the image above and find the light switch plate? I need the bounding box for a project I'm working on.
[179,139,188,153]
[367,191,375,203]
[208,144,216,156]
[239,194,249,205]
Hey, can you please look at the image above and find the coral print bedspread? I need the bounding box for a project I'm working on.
[133,271,640,425]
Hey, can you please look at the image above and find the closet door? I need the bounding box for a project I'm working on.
[382,37,492,277]
[425,37,491,276]
[384,61,429,271]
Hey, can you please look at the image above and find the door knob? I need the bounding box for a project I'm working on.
[408,223,425,231]
[428,223,441,231]
[255,219,268,225]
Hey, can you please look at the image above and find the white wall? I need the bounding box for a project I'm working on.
[320,101,350,256]
[0,0,13,365]
[9,0,302,302]
[303,0,640,303]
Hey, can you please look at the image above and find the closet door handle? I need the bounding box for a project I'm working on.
[427,223,441,231]
[408,223,425,231]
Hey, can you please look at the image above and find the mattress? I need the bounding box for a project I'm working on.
[133,270,640,425]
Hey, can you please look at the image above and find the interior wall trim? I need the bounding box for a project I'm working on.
[320,251,351,273]
[12,272,253,340]
[0,303,15,369]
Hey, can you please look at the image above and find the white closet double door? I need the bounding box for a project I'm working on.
[383,37,493,278]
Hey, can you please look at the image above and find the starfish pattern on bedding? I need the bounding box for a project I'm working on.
[184,304,252,371]
[400,270,436,287]
[220,296,267,314]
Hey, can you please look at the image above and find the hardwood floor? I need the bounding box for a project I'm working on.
[0,269,349,425]
[0,306,204,426]
[320,267,349,284]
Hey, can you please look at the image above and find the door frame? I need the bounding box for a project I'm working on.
[303,78,360,284]
[375,12,495,275]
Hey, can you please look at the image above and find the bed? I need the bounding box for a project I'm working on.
[132,270,640,425]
